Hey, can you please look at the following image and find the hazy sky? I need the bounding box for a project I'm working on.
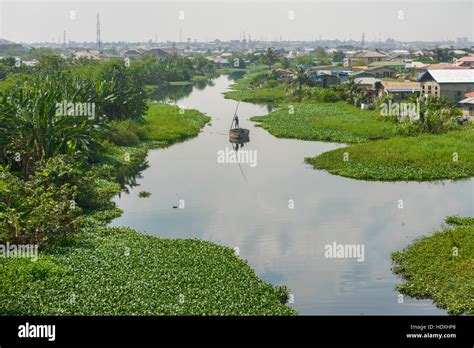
[1,0,473,43]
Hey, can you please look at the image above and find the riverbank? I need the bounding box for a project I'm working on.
[227,72,474,182]
[391,216,474,315]
[0,102,296,316]
[223,72,287,103]
[0,225,295,315]
[307,130,474,181]
[251,102,397,143]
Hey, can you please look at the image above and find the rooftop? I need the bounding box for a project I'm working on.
[459,97,474,105]
[368,61,405,67]
[382,81,421,92]
[458,56,474,62]
[419,69,474,83]
[355,50,387,59]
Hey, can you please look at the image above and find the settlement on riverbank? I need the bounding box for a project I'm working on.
[226,71,474,182]
[225,69,474,314]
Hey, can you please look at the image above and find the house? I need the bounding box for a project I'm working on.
[124,49,142,60]
[309,70,349,88]
[365,65,398,79]
[72,50,101,60]
[368,61,406,72]
[143,48,171,59]
[406,61,430,79]
[377,81,421,101]
[273,68,294,83]
[348,50,388,65]
[354,77,381,102]
[312,73,341,88]
[413,63,473,80]
[354,77,380,89]
[456,56,474,67]
[459,97,474,121]
[350,70,377,78]
[418,69,474,102]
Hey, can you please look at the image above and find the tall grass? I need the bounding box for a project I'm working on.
[308,130,474,181]
[251,102,398,143]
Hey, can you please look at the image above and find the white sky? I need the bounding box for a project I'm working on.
[0,0,473,43]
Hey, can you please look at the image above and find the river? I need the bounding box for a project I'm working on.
[111,74,473,315]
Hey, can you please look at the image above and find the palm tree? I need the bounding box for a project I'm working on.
[261,48,278,69]
[287,65,308,95]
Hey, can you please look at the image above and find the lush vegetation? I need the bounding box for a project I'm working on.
[227,69,473,182]
[391,216,474,315]
[223,72,287,103]
[252,102,397,143]
[131,55,217,86]
[0,54,295,315]
[307,130,474,181]
[0,226,295,315]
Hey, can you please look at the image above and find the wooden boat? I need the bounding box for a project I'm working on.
[229,91,250,141]
[229,127,249,141]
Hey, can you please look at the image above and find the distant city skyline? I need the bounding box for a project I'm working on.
[1,0,472,44]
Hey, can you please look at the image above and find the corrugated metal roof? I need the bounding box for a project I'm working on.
[419,69,474,83]
[382,81,421,92]
[354,77,380,85]
[458,56,474,62]
[459,97,474,104]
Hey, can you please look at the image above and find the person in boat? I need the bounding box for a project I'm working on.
[234,115,239,129]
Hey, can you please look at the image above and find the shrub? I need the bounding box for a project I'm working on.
[0,166,82,246]
[32,156,120,212]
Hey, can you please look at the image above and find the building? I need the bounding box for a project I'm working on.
[459,97,474,121]
[348,50,388,65]
[363,65,398,79]
[456,56,474,67]
[124,49,142,60]
[142,48,171,59]
[368,61,406,72]
[354,77,381,102]
[308,70,350,88]
[71,50,101,60]
[418,69,474,102]
[377,81,421,101]
[273,68,294,83]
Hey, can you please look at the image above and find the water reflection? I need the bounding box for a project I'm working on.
[224,70,246,81]
[116,160,150,195]
[150,79,215,103]
[112,75,473,315]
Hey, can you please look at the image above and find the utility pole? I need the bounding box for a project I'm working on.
[361,32,365,49]
[96,13,102,52]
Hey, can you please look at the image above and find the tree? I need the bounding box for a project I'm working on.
[279,57,291,69]
[261,48,278,69]
[294,55,314,68]
[314,47,331,65]
[332,50,345,63]
[287,65,309,95]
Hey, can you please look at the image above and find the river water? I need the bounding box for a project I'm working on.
[111,75,473,315]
